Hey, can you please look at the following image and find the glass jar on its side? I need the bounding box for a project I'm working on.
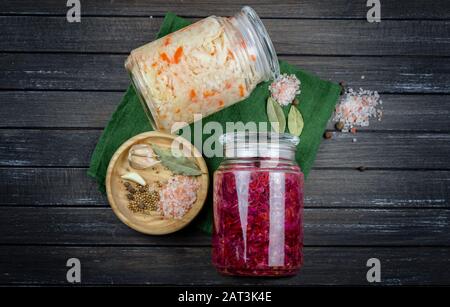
[212,132,304,277]
[125,6,279,132]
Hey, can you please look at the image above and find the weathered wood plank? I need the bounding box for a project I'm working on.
[1,0,448,19]
[1,53,449,93]
[1,246,449,285]
[0,207,448,246]
[2,17,450,56]
[0,130,99,167]
[1,130,450,169]
[0,91,121,128]
[1,168,449,209]
[1,92,449,131]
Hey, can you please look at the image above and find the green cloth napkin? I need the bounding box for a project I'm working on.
[88,12,341,233]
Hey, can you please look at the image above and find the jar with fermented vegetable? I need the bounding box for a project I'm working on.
[125,6,279,132]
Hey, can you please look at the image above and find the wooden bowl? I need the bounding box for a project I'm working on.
[106,131,209,235]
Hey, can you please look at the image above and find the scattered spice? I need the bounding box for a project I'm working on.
[124,182,160,214]
[324,131,333,139]
[333,87,383,133]
[335,121,345,131]
[269,74,301,106]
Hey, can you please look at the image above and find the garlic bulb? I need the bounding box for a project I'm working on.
[121,172,146,186]
[128,144,160,169]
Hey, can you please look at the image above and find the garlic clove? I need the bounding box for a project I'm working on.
[129,144,154,157]
[128,144,160,169]
[129,155,160,170]
[121,172,146,186]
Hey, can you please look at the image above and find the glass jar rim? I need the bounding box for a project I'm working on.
[219,131,299,146]
[219,132,299,160]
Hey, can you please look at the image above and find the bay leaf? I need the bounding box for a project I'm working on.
[152,145,202,176]
[266,97,286,133]
[288,105,304,136]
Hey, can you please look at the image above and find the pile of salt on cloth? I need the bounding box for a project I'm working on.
[88,13,341,234]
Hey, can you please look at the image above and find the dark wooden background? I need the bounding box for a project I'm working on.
[0,0,449,286]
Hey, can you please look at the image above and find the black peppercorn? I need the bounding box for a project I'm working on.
[335,121,345,131]
[324,131,333,139]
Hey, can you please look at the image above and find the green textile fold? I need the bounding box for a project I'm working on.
[88,12,341,234]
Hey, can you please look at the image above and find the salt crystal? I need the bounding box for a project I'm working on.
[333,87,383,132]
[269,74,301,106]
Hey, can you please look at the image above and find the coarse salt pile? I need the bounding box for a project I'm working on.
[159,175,200,219]
[333,87,383,132]
[269,74,301,106]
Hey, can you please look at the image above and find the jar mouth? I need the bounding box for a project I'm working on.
[237,6,280,80]
[219,132,299,159]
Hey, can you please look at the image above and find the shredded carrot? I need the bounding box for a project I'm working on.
[189,89,197,101]
[250,54,257,61]
[160,52,171,64]
[218,100,225,107]
[151,62,158,68]
[203,90,218,98]
[174,108,180,113]
[163,36,171,46]
[239,84,245,97]
[173,46,183,64]
[226,49,235,61]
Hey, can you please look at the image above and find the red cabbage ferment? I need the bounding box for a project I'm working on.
[212,164,304,276]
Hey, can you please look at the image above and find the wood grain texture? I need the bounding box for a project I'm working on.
[1,92,449,131]
[2,17,450,56]
[1,130,450,169]
[1,0,449,19]
[1,168,449,209]
[1,53,449,93]
[1,246,450,285]
[0,207,448,246]
[1,0,450,286]
[0,91,121,128]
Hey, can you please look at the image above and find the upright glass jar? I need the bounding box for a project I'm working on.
[125,6,279,132]
[212,132,304,277]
